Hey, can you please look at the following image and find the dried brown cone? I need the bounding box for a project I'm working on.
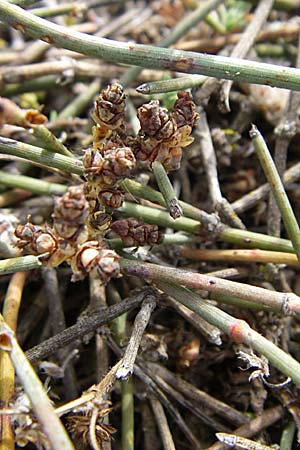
[52,185,88,243]
[83,144,136,187]
[93,82,126,131]
[135,93,197,171]
[71,240,120,282]
[102,144,136,184]
[111,218,163,247]
[0,97,47,128]
[137,100,177,140]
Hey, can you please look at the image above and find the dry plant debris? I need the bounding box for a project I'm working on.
[1,1,300,449]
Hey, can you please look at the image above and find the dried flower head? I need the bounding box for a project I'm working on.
[111,218,163,247]
[71,241,120,282]
[83,144,135,186]
[83,147,104,179]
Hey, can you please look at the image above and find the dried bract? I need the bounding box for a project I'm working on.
[111,218,163,247]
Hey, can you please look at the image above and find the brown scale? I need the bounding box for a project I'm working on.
[111,218,163,247]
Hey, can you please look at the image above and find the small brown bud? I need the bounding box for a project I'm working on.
[34,230,57,254]
[111,219,163,247]
[15,222,38,248]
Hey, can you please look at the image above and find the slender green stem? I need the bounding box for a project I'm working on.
[2,75,60,97]
[0,255,42,275]
[121,378,134,450]
[118,202,200,234]
[137,75,207,94]
[156,281,300,385]
[152,161,183,219]
[121,178,213,221]
[251,125,300,262]
[121,180,296,252]
[221,227,294,253]
[0,137,83,175]
[32,125,73,157]
[120,258,300,314]
[29,3,85,18]
[0,315,75,450]
[2,1,300,90]
[107,285,134,450]
[280,421,296,450]
[0,170,67,195]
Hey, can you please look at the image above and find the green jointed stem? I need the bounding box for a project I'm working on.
[1,1,300,90]
[0,137,83,175]
[0,255,41,276]
[280,421,296,450]
[251,125,300,262]
[118,202,200,234]
[156,282,300,385]
[152,161,183,219]
[30,3,84,18]
[120,258,300,314]
[137,75,207,94]
[122,378,134,450]
[221,227,294,253]
[0,170,67,195]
